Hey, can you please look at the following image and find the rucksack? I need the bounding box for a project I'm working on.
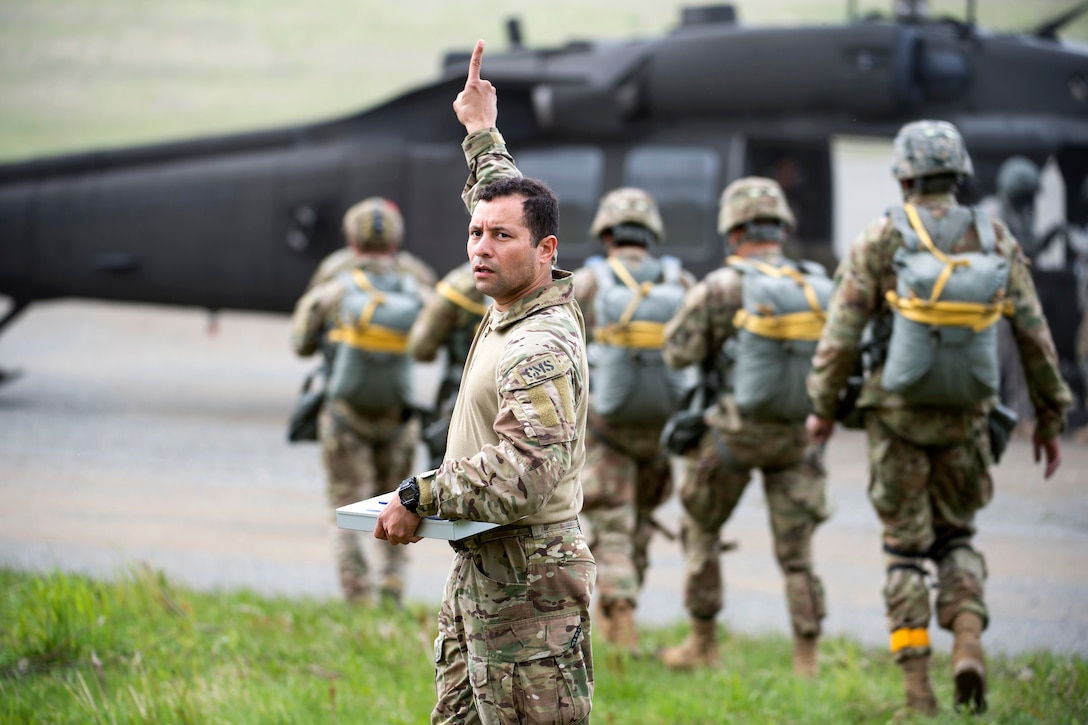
[325,268,422,412]
[881,203,1012,408]
[589,255,688,425]
[727,255,833,421]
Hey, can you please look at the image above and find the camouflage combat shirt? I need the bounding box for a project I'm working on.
[415,128,589,526]
[807,191,1072,441]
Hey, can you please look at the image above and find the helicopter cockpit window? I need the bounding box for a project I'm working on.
[517,147,604,260]
[623,146,721,259]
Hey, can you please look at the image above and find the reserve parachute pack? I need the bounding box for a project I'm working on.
[727,255,833,421]
[589,255,688,425]
[881,203,1012,408]
[326,268,422,412]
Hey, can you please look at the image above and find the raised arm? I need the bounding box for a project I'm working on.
[453,39,521,213]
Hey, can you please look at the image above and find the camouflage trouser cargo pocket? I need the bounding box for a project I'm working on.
[470,613,590,725]
[433,631,475,724]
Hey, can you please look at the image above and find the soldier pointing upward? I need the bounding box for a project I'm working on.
[376,40,596,724]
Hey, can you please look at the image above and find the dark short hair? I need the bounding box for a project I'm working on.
[477,177,559,247]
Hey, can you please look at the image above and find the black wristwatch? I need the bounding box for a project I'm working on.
[397,476,421,514]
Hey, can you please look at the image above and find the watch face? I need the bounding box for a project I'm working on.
[399,478,419,511]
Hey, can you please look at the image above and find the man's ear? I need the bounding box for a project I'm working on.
[537,234,558,265]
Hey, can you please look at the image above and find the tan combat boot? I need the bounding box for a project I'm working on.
[952,612,987,714]
[606,600,640,653]
[901,655,938,716]
[660,617,720,670]
[793,635,819,678]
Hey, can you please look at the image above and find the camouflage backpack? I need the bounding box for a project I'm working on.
[588,255,688,425]
[881,203,1012,408]
[326,268,423,412]
[727,256,833,421]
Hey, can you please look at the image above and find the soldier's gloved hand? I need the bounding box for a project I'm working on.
[453,40,497,134]
[1033,434,1062,480]
[806,414,835,445]
[375,497,423,545]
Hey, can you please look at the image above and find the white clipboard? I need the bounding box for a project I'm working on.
[336,492,499,541]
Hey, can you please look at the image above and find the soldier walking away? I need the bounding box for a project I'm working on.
[658,177,832,678]
[375,40,595,724]
[572,188,695,654]
[806,120,1071,716]
[291,197,429,607]
[408,261,489,469]
[980,156,1042,436]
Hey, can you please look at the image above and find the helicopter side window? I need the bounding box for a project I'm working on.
[517,147,604,262]
[622,146,721,263]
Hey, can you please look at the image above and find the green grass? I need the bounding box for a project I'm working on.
[1,0,1086,162]
[2,566,1086,724]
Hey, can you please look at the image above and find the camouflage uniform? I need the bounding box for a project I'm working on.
[571,191,695,640]
[660,177,829,676]
[413,128,594,725]
[663,252,829,635]
[807,120,1071,713]
[291,198,430,605]
[408,261,489,469]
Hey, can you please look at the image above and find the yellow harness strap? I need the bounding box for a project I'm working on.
[593,256,663,349]
[327,269,410,353]
[885,204,1013,332]
[437,280,489,317]
[327,325,410,353]
[727,255,827,341]
[594,321,666,348]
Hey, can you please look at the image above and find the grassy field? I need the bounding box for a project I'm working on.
[2,566,1086,724]
[1,0,1086,162]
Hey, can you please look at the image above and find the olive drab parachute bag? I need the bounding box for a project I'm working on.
[326,269,422,412]
[589,255,688,425]
[881,203,1012,408]
[728,256,833,421]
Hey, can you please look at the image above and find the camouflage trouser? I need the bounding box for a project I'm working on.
[432,519,595,725]
[319,404,420,603]
[677,419,828,637]
[866,413,991,662]
[580,423,672,609]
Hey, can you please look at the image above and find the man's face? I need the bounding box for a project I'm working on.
[467,195,554,310]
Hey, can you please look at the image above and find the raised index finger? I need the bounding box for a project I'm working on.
[467,39,485,83]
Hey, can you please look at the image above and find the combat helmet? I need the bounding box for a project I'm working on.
[589,187,665,246]
[996,156,1040,205]
[891,120,974,180]
[717,176,796,236]
[342,197,404,251]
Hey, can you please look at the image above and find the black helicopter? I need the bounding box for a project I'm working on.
[1,0,1087,369]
